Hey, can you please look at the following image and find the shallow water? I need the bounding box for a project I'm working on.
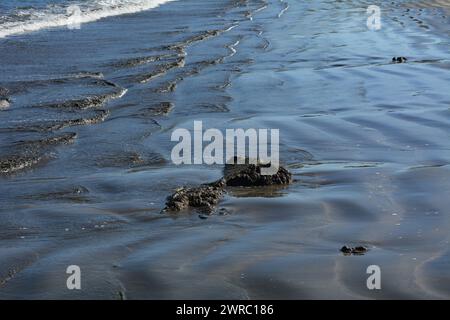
[1,0,450,299]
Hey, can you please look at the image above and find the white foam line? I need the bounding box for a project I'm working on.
[278,3,289,18]
[0,0,176,39]
[116,88,128,99]
[227,40,240,57]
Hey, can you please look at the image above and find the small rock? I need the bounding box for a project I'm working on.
[164,157,292,213]
[164,179,225,213]
[340,245,368,255]
[340,246,353,254]
[352,246,368,255]
[392,56,408,63]
[224,157,292,187]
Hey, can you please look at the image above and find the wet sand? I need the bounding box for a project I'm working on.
[1,0,450,299]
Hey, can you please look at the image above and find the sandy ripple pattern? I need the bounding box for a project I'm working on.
[0,0,450,299]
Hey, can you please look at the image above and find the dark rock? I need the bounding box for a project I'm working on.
[340,246,353,254]
[164,179,225,213]
[164,158,292,213]
[224,157,292,187]
[340,245,369,255]
[352,246,368,255]
[392,56,408,63]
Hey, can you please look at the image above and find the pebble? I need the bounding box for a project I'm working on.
[340,245,369,255]
[392,56,408,63]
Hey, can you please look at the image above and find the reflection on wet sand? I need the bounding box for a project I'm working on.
[1,0,450,299]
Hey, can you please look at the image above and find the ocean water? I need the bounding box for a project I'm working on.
[1,0,450,299]
[0,0,175,38]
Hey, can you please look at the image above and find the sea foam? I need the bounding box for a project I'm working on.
[0,0,175,38]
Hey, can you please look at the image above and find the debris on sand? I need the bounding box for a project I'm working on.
[164,158,292,213]
[340,246,369,255]
[392,56,408,63]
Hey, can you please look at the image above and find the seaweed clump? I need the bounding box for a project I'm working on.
[224,159,292,187]
[164,179,225,213]
[164,158,292,213]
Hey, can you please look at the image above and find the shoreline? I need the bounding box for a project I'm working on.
[1,0,450,299]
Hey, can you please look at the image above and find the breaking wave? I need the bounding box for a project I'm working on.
[0,0,176,38]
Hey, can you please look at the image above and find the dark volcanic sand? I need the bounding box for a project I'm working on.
[1,0,450,299]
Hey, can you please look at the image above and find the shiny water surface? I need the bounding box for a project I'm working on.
[1,0,450,299]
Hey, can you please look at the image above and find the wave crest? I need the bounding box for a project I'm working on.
[0,0,175,38]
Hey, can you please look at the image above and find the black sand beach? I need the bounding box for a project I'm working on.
[1,0,450,299]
